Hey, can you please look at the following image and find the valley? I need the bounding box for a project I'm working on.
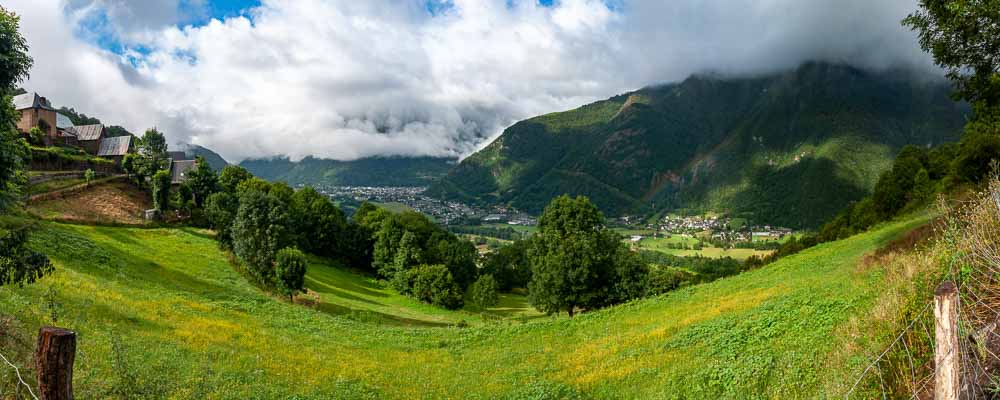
[3,1,1000,398]
[0,214,931,398]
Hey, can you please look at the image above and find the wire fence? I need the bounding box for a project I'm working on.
[845,178,1000,399]
[0,349,38,400]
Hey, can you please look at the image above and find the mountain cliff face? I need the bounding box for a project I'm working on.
[428,63,969,228]
[240,156,454,187]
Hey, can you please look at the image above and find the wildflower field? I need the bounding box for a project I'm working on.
[0,215,932,398]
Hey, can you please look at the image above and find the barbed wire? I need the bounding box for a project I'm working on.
[0,349,38,400]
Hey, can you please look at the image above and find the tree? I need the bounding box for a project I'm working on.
[0,7,32,94]
[204,192,239,249]
[433,238,478,290]
[232,189,290,282]
[904,0,1000,109]
[469,274,499,310]
[390,231,423,292]
[407,264,464,310]
[0,228,52,287]
[275,247,308,302]
[289,186,347,257]
[139,128,168,157]
[152,169,171,211]
[527,195,645,317]
[186,156,218,207]
[481,239,532,291]
[176,183,193,210]
[218,165,253,193]
[134,128,169,182]
[373,217,406,277]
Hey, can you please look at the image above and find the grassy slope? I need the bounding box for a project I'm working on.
[0,215,927,398]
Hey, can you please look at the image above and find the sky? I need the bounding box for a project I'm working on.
[5,0,939,163]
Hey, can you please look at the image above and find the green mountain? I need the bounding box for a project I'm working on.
[428,62,968,228]
[175,143,229,171]
[240,156,454,187]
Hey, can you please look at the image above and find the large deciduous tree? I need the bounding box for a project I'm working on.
[528,195,648,317]
[232,188,290,283]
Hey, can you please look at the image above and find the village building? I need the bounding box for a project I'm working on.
[96,135,133,162]
[55,113,78,146]
[73,124,106,155]
[170,159,196,184]
[13,92,58,143]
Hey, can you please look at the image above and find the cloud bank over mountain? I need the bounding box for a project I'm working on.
[7,0,939,162]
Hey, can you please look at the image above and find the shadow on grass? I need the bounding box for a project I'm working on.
[304,275,385,307]
[312,301,453,328]
[178,227,217,242]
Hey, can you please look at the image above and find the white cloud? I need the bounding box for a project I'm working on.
[5,0,937,162]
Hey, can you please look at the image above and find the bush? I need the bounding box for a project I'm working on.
[151,170,171,211]
[275,247,307,302]
[406,264,464,310]
[204,192,238,249]
[469,274,499,310]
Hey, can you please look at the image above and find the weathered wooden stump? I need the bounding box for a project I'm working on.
[34,326,76,400]
[934,281,959,400]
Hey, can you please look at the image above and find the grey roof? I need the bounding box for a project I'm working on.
[171,160,197,184]
[56,113,74,129]
[12,92,55,111]
[168,151,188,161]
[97,136,131,156]
[74,124,105,141]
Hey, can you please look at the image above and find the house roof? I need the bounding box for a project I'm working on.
[74,124,104,141]
[97,136,131,156]
[171,160,196,184]
[12,92,55,111]
[56,113,74,129]
[168,151,187,161]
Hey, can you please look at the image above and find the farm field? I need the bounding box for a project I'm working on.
[636,235,774,260]
[0,215,931,398]
[26,180,150,224]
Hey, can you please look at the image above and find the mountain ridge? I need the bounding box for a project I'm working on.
[428,62,968,228]
[240,156,455,187]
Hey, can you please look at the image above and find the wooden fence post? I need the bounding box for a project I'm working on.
[935,281,959,400]
[34,327,76,400]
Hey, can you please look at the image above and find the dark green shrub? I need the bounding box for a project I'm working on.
[275,247,307,302]
[407,264,463,310]
[469,274,499,310]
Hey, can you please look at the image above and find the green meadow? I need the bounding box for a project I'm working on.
[0,215,930,398]
[636,235,773,261]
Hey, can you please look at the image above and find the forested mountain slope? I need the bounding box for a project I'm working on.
[429,62,967,228]
[241,156,454,187]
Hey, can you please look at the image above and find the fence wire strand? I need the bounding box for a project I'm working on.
[845,179,1000,399]
[0,349,38,400]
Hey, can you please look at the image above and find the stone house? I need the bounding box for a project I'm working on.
[13,92,58,143]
